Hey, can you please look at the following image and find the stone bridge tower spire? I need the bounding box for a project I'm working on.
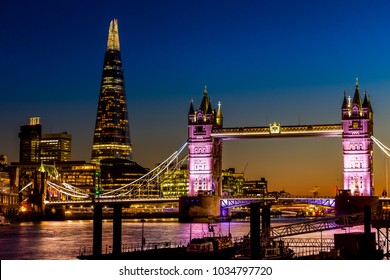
[341,78,374,196]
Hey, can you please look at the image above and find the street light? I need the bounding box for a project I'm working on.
[141,219,146,251]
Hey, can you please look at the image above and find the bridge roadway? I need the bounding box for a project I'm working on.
[44,195,390,208]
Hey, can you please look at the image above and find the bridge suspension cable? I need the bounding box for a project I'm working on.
[45,141,189,200]
[372,136,390,158]
[100,142,188,198]
[46,181,90,199]
[19,182,32,193]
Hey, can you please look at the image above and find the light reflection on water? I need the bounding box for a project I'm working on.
[0,218,368,260]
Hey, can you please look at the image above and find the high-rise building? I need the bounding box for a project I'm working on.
[18,117,42,163]
[91,19,132,164]
[18,117,73,164]
[40,133,72,163]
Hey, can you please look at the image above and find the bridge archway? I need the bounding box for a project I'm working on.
[221,138,342,195]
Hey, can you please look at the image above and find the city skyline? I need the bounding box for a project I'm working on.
[2,0,390,195]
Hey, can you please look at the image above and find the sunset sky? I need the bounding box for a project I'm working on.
[2,0,390,195]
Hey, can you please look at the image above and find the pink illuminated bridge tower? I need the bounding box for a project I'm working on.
[187,80,374,199]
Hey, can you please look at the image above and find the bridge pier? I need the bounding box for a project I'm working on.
[112,204,122,255]
[93,203,103,257]
[179,194,220,222]
[250,202,261,259]
[335,190,379,216]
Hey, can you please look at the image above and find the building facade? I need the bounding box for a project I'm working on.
[0,165,19,217]
[18,117,72,164]
[161,165,189,197]
[221,168,245,196]
[243,177,268,196]
[54,161,98,194]
[341,78,374,196]
[91,19,132,164]
[40,133,72,163]
[19,117,42,163]
[100,159,148,192]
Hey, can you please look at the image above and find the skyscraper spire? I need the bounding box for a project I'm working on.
[91,19,132,164]
[107,19,120,51]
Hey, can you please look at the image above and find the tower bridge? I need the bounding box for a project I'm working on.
[21,77,386,225]
[187,79,373,201]
[16,19,390,259]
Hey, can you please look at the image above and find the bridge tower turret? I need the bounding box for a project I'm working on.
[341,78,374,196]
[187,86,223,196]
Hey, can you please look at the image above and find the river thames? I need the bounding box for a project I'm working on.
[0,218,370,260]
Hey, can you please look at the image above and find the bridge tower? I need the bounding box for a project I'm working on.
[341,78,374,196]
[187,87,223,196]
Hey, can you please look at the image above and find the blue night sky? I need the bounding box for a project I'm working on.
[2,0,390,195]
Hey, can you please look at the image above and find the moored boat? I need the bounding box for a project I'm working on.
[261,240,294,259]
[185,235,237,259]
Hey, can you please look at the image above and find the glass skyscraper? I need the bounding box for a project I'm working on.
[91,19,132,164]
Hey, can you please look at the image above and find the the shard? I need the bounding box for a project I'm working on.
[91,19,132,164]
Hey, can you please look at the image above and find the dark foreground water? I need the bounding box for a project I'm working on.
[0,218,369,260]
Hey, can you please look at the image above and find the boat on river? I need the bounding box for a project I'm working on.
[184,234,237,259]
[261,240,295,259]
[235,235,295,259]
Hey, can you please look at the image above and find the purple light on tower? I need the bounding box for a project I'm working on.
[341,78,374,196]
[187,87,223,196]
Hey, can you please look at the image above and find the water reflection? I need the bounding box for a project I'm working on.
[0,219,368,260]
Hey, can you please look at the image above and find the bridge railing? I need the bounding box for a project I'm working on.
[262,213,365,238]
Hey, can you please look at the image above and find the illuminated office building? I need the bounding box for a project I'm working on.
[221,168,244,196]
[0,166,19,215]
[243,177,268,196]
[91,19,132,164]
[55,161,98,193]
[161,165,189,197]
[40,133,72,163]
[18,117,42,163]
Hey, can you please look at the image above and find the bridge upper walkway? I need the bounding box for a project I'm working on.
[212,124,343,139]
